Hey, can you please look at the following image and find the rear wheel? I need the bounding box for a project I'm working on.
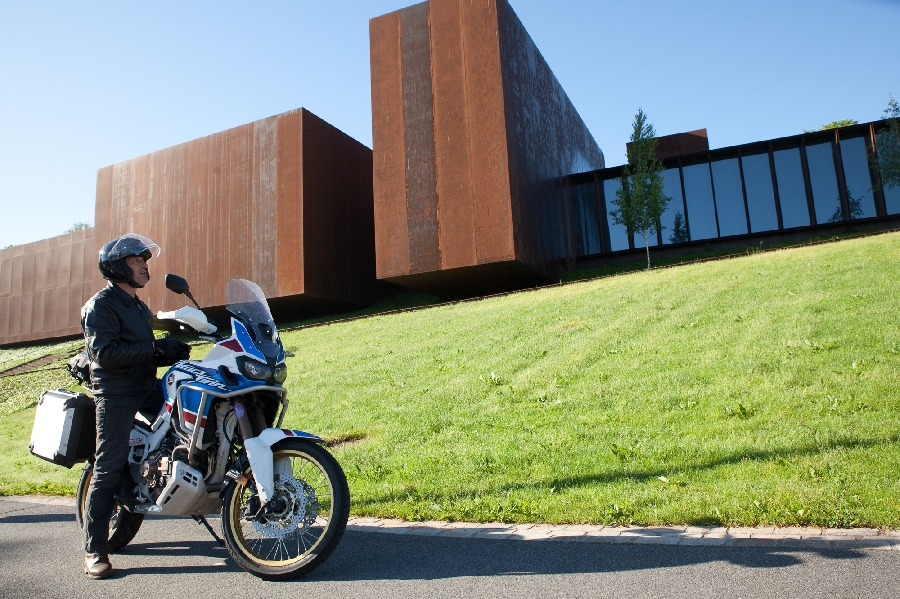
[221,440,350,580]
[75,466,144,553]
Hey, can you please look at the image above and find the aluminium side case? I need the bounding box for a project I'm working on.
[29,390,96,468]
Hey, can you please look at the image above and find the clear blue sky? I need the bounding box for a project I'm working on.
[2,0,898,248]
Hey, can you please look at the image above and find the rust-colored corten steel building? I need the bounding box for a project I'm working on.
[2,0,607,346]
[92,108,381,321]
[370,0,604,296]
[0,108,381,346]
[0,229,95,345]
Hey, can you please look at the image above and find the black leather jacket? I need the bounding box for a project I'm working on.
[81,283,157,394]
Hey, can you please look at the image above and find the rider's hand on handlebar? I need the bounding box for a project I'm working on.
[153,338,191,366]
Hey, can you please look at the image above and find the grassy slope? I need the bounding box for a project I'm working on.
[278,232,900,527]
[2,232,898,527]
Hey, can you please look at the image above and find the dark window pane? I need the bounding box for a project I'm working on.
[682,162,718,240]
[839,136,877,219]
[877,132,900,214]
[806,141,842,223]
[741,152,778,232]
[773,148,809,228]
[571,181,601,255]
[710,158,747,236]
[602,179,630,251]
[634,230,658,248]
[660,168,687,244]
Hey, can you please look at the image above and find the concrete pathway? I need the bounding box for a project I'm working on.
[5,494,898,551]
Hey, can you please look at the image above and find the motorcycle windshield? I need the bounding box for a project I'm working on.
[225,279,282,360]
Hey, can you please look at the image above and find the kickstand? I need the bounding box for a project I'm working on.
[192,515,225,547]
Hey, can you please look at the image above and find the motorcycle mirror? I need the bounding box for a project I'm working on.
[165,274,190,295]
[165,274,201,310]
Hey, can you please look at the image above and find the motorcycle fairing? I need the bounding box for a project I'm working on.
[164,349,281,435]
[233,319,267,362]
[243,428,324,504]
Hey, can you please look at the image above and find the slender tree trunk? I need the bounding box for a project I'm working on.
[642,231,651,269]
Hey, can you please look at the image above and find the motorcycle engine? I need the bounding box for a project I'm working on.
[133,436,179,504]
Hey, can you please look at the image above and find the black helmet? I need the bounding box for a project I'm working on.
[99,233,160,287]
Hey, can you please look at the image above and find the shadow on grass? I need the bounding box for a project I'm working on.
[560,229,893,284]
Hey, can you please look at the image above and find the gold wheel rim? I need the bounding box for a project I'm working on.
[228,448,335,567]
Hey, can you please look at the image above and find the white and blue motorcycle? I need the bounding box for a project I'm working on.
[74,276,349,580]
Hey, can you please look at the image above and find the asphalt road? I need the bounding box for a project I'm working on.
[1,497,897,599]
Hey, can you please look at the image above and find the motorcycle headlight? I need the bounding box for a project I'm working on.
[240,359,272,380]
[273,363,287,384]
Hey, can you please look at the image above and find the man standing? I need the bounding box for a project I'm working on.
[81,233,191,579]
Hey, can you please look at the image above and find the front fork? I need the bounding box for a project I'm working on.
[232,397,269,441]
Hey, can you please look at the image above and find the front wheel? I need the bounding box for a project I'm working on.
[221,440,350,580]
[75,465,144,553]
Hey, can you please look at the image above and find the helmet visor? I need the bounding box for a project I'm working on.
[106,233,161,261]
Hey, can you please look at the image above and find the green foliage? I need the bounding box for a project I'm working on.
[805,119,859,133]
[611,109,671,269]
[64,222,91,234]
[872,94,900,193]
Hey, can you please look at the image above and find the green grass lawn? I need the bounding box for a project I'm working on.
[2,232,899,528]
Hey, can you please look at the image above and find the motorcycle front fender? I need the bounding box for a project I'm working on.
[232,428,324,504]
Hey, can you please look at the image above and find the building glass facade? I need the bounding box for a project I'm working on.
[876,132,900,215]
[681,161,718,240]
[741,151,779,232]
[601,178,629,251]
[806,140,842,223]
[660,168,686,244]
[840,135,877,219]
[711,157,747,237]
[567,121,896,257]
[772,146,810,228]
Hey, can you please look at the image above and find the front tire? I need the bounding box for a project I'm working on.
[75,465,144,553]
[221,440,350,580]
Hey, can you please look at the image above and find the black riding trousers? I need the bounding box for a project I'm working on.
[83,381,163,554]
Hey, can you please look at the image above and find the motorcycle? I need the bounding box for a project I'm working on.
[73,275,350,580]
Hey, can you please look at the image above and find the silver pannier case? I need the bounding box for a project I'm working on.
[29,390,96,468]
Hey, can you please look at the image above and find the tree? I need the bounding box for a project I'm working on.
[871,93,900,193]
[610,109,671,269]
[64,222,91,234]
[669,211,688,244]
[829,187,865,223]
[803,119,859,134]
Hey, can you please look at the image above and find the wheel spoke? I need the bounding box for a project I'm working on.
[227,446,338,567]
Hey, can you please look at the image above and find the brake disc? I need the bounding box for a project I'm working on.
[250,475,316,539]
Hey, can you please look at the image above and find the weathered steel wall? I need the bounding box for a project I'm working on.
[626,129,710,161]
[93,108,381,320]
[370,0,604,296]
[496,0,605,275]
[1,108,381,347]
[0,228,95,345]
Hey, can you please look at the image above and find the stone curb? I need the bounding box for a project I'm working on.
[4,496,897,550]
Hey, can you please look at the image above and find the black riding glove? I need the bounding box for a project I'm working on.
[153,338,191,366]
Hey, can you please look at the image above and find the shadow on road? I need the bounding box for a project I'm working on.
[0,502,878,584]
[302,530,871,582]
[0,512,77,524]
